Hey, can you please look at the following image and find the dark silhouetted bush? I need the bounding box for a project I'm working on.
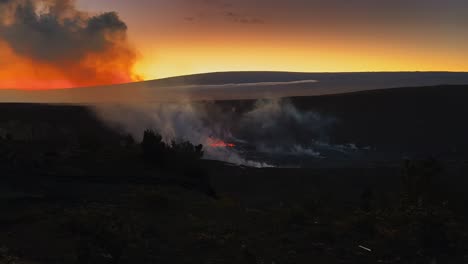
[141,130,167,162]
[123,134,135,147]
[170,140,204,161]
[65,209,144,264]
[78,132,103,152]
[0,246,19,264]
[140,130,216,197]
[141,130,204,168]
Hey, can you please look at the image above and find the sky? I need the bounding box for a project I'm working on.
[1,0,468,89]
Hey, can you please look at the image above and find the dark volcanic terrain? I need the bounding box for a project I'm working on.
[1,84,468,263]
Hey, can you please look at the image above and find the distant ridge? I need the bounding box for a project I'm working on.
[137,71,468,87]
[2,71,468,103]
[147,72,326,86]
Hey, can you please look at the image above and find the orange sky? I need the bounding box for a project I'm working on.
[1,0,468,89]
[133,35,468,80]
[93,0,468,81]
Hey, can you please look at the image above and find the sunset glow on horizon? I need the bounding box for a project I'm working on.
[1,0,468,89]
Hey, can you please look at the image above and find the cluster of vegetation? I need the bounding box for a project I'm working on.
[63,208,145,264]
[140,130,217,198]
[0,246,18,264]
[141,130,204,168]
[341,158,466,262]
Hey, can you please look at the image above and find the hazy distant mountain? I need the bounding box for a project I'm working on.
[145,71,468,87]
[2,71,468,103]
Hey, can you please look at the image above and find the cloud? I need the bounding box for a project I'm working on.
[184,0,265,25]
[0,0,139,89]
[225,11,264,24]
[184,16,195,22]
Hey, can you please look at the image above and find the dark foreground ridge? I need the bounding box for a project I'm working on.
[1,85,468,263]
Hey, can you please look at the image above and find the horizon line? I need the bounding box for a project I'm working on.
[3,70,468,91]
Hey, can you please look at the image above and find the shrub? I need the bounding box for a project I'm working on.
[122,134,135,147]
[140,130,216,197]
[170,140,204,161]
[141,130,204,167]
[141,130,167,161]
[0,247,18,264]
[65,209,143,264]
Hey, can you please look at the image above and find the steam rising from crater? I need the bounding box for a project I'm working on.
[93,99,337,167]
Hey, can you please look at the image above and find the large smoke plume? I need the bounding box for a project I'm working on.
[0,0,139,89]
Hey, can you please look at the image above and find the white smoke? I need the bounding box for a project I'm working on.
[93,101,274,167]
[257,144,322,158]
[92,98,337,167]
[237,99,336,147]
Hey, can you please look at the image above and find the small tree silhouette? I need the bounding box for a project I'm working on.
[139,130,215,197]
[141,130,166,161]
[141,130,204,167]
[123,134,135,147]
[170,140,204,161]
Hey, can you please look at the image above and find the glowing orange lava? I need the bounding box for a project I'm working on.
[208,138,236,148]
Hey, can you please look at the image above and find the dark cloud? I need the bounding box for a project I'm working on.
[0,0,128,62]
[184,16,195,22]
[184,0,265,25]
[183,0,468,31]
[0,0,138,87]
[225,11,264,24]
[197,0,232,9]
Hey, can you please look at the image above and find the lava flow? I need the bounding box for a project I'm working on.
[208,138,236,148]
